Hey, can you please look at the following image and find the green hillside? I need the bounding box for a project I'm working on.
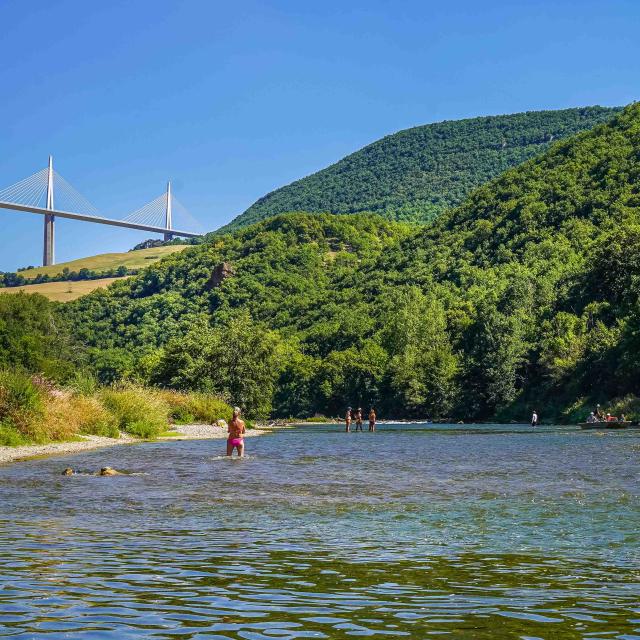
[61,102,640,420]
[17,245,187,280]
[223,106,620,230]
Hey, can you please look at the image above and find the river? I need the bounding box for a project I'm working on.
[1,423,639,638]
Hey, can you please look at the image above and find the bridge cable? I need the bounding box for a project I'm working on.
[0,168,48,205]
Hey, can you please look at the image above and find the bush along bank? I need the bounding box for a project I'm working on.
[0,370,233,446]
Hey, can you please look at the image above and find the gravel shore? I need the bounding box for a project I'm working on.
[159,423,267,440]
[0,423,266,466]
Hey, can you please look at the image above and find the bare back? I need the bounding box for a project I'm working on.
[229,417,246,439]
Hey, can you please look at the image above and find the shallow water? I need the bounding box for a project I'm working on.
[1,423,639,639]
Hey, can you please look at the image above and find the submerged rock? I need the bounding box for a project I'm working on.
[100,466,123,476]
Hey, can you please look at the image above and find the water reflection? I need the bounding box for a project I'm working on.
[1,424,639,638]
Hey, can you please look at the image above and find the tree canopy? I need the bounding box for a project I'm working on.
[223,106,620,230]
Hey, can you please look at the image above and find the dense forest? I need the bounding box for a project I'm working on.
[224,106,620,230]
[2,104,638,422]
[53,103,640,421]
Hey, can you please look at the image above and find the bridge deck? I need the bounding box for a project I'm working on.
[0,200,202,238]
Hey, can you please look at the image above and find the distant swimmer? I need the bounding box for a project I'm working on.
[345,407,352,432]
[531,410,539,427]
[227,406,246,457]
[368,408,376,432]
[62,467,74,476]
[355,408,363,431]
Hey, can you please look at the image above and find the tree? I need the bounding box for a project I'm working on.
[313,340,388,415]
[0,293,79,380]
[152,313,283,418]
[381,287,458,417]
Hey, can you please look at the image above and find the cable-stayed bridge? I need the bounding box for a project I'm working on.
[0,157,204,266]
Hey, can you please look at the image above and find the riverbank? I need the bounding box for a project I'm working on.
[0,423,267,465]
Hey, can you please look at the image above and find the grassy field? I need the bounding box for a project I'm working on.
[17,245,188,280]
[0,277,127,302]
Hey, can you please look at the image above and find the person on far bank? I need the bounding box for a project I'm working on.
[345,407,352,432]
[355,408,364,431]
[369,408,376,431]
[227,407,246,457]
[531,410,539,427]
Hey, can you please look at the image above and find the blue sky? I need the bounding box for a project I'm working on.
[0,0,638,271]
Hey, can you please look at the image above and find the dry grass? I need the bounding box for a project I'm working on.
[0,277,127,302]
[17,245,188,280]
[157,389,232,424]
[64,394,119,438]
[41,394,87,442]
[0,371,232,446]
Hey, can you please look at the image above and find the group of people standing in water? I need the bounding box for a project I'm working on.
[345,407,376,432]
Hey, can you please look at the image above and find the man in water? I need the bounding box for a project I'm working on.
[227,407,246,457]
[355,408,364,431]
[531,410,538,427]
[368,407,377,431]
[345,407,352,432]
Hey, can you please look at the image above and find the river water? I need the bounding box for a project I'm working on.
[0,423,639,639]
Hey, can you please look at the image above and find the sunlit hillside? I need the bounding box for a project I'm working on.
[0,277,126,302]
[17,245,188,280]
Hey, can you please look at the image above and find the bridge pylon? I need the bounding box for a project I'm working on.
[164,181,173,242]
[43,155,55,266]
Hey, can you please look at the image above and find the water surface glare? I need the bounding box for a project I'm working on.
[1,423,639,638]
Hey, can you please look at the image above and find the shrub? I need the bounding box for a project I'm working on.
[158,389,232,424]
[0,422,29,446]
[0,370,45,441]
[46,394,120,438]
[69,371,100,396]
[156,389,195,424]
[100,386,169,438]
[184,393,232,424]
[41,395,82,442]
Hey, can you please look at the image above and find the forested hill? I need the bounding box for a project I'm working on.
[63,102,640,421]
[223,106,620,230]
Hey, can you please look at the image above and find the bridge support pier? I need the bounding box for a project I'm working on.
[43,155,55,266]
[43,214,54,266]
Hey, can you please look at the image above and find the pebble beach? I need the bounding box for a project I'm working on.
[0,423,266,465]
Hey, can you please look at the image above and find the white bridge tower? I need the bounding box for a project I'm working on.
[164,181,173,242]
[43,155,55,266]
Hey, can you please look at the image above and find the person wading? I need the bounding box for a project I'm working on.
[531,410,539,427]
[227,407,246,457]
[345,407,352,432]
[355,408,364,431]
[368,408,377,432]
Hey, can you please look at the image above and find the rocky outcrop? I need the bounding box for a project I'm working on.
[206,262,235,290]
